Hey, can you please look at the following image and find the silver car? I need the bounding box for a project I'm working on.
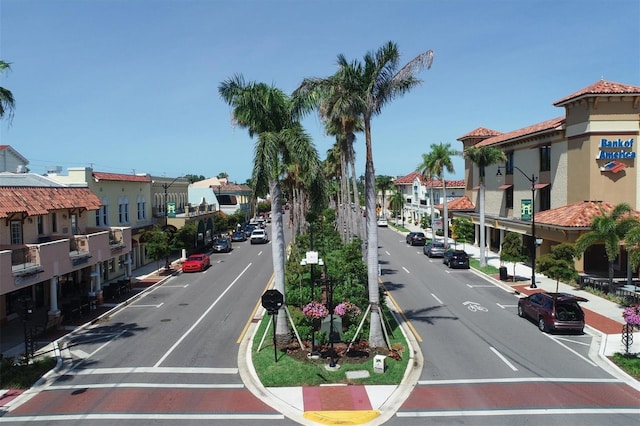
[423,241,445,258]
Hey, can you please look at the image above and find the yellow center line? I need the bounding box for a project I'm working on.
[380,279,423,342]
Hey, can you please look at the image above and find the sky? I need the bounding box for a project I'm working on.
[1,0,638,183]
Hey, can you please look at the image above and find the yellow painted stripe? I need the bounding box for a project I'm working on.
[236,273,274,344]
[380,280,423,343]
[303,410,380,425]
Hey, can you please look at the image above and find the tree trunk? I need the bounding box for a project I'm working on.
[269,180,289,345]
[479,182,487,267]
[442,180,448,249]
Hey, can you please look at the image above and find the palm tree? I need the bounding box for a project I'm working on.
[389,190,405,225]
[218,74,323,344]
[625,223,640,280]
[463,145,506,266]
[0,60,16,122]
[295,41,434,347]
[417,152,437,231]
[426,143,456,248]
[376,175,394,219]
[575,202,638,291]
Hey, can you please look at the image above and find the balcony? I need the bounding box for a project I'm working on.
[10,246,44,277]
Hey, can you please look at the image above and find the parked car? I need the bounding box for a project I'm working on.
[211,237,232,253]
[377,218,388,227]
[406,231,427,246]
[518,292,587,333]
[243,224,256,238]
[181,254,210,272]
[442,249,470,268]
[250,229,269,244]
[424,241,446,258]
[231,231,247,242]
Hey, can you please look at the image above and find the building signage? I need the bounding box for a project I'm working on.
[521,199,532,221]
[598,138,636,160]
[167,201,177,218]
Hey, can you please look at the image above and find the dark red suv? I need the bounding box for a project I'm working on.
[517,292,587,333]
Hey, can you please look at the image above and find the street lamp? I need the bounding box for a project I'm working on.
[216,185,222,212]
[162,175,184,221]
[497,166,539,289]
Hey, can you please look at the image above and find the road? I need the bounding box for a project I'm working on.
[377,227,640,425]
[0,223,298,425]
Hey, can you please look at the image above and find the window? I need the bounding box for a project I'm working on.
[71,214,78,235]
[506,151,514,175]
[539,185,551,212]
[10,220,23,244]
[118,197,129,224]
[540,145,551,172]
[506,186,514,209]
[37,215,44,235]
[51,212,58,233]
[95,199,109,227]
[137,195,146,221]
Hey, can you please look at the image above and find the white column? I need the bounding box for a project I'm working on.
[499,229,505,254]
[125,253,132,279]
[49,276,59,314]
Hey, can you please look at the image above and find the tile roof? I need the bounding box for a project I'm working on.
[457,127,503,140]
[474,117,565,148]
[553,80,640,106]
[0,187,103,218]
[534,200,640,228]
[436,196,475,211]
[93,172,151,182]
[394,173,464,188]
[394,171,423,184]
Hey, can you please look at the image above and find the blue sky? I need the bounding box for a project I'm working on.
[1,0,638,183]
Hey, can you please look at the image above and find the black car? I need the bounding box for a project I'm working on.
[406,232,427,246]
[442,249,470,268]
[231,231,247,242]
[211,237,232,253]
[424,241,446,257]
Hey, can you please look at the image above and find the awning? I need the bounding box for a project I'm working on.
[498,184,513,190]
[534,183,550,189]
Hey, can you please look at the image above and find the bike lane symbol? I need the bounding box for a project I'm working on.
[463,301,488,312]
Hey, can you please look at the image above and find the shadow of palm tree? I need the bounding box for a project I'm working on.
[401,305,458,325]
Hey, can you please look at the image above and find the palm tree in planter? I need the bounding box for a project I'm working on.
[376,175,394,219]
[463,145,506,267]
[219,75,324,345]
[417,151,438,232]
[426,143,456,247]
[389,190,405,225]
[575,202,638,293]
[294,41,434,348]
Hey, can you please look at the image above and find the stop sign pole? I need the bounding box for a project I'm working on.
[261,289,283,363]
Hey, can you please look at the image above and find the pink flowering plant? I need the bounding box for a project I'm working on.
[302,301,329,319]
[334,301,361,319]
[622,305,640,326]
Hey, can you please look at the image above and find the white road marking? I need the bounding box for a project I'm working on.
[466,284,494,288]
[385,250,391,256]
[129,302,164,308]
[65,366,238,375]
[45,382,243,390]
[0,414,284,422]
[431,293,443,305]
[496,303,518,309]
[397,408,639,418]
[163,284,189,288]
[489,346,518,371]
[154,263,252,367]
[544,333,598,366]
[418,377,622,385]
[402,266,410,274]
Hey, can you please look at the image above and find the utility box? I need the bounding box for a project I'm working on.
[373,354,386,373]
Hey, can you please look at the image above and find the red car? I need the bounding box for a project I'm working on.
[518,292,587,333]
[181,254,210,273]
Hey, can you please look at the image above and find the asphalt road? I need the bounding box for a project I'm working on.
[0,222,299,425]
[376,227,639,425]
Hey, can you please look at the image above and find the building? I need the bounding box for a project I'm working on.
[0,145,29,173]
[0,172,131,327]
[457,79,639,276]
[190,177,252,218]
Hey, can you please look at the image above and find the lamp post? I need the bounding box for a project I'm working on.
[216,185,222,212]
[497,166,539,289]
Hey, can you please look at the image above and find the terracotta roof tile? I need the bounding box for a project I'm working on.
[554,80,640,106]
[457,127,503,140]
[534,200,640,228]
[475,117,565,148]
[0,187,103,218]
[394,171,423,184]
[435,196,475,211]
[93,172,151,182]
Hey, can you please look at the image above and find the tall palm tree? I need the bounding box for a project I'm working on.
[389,190,405,225]
[426,143,456,248]
[417,152,437,231]
[376,175,394,219]
[295,42,434,347]
[463,145,506,266]
[218,74,323,344]
[0,61,16,122]
[575,202,638,290]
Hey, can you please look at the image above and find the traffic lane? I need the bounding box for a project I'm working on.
[379,237,610,381]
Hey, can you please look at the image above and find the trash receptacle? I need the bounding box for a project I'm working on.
[499,266,508,281]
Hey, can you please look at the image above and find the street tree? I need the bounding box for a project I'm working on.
[463,145,506,266]
[537,243,579,293]
[426,143,456,247]
[417,151,438,230]
[500,232,529,282]
[219,74,323,345]
[389,190,404,225]
[452,217,474,249]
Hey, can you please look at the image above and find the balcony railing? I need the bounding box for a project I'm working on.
[11,246,44,276]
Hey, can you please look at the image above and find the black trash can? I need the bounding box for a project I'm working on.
[499,266,508,281]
